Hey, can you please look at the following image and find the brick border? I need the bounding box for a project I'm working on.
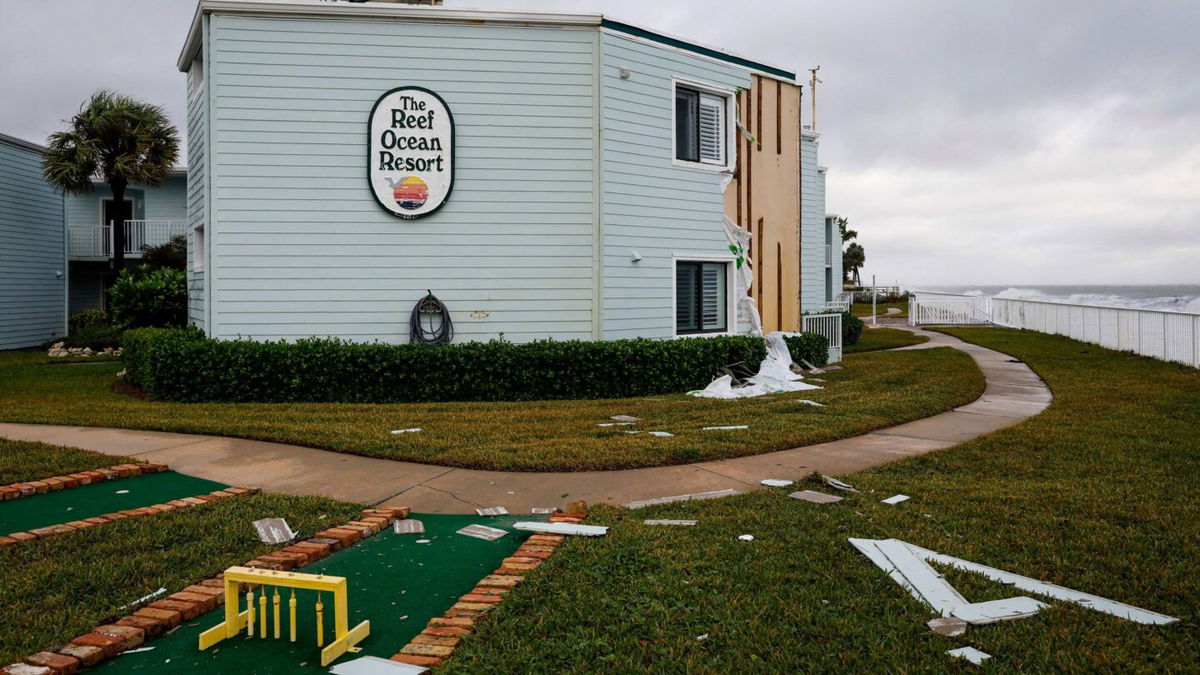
[1,485,258,548]
[1,506,412,675]
[0,462,169,503]
[390,508,588,669]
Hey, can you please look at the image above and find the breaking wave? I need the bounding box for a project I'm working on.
[986,287,1200,314]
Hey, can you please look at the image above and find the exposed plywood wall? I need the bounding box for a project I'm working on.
[723,75,802,333]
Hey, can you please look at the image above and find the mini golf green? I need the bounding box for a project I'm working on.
[0,472,228,535]
[94,513,541,673]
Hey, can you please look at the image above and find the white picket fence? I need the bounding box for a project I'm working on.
[909,292,992,325]
[909,292,1200,369]
[801,312,843,364]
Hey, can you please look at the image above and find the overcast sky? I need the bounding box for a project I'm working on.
[2,0,1196,287]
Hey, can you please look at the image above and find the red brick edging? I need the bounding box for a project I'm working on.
[0,462,168,502]
[390,506,589,669]
[1,484,257,548]
[2,506,412,675]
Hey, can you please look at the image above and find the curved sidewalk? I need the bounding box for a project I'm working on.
[0,327,1050,514]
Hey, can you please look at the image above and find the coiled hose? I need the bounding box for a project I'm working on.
[410,290,454,345]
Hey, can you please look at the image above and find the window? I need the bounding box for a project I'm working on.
[676,261,729,334]
[192,225,205,272]
[674,83,728,166]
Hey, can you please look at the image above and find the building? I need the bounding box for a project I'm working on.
[798,130,842,313]
[179,0,832,344]
[0,133,66,349]
[65,171,189,311]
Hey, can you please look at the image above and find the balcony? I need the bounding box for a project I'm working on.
[68,220,188,260]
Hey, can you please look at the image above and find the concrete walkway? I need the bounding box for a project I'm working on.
[0,326,1050,513]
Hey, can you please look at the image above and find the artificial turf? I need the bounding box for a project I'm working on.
[0,471,227,534]
[0,438,137,485]
[845,326,929,354]
[0,493,363,665]
[92,514,536,674]
[445,328,1200,671]
[0,346,983,472]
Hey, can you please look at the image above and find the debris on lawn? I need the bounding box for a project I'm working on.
[624,488,741,509]
[789,490,843,504]
[611,415,639,422]
[738,534,755,541]
[690,333,823,399]
[644,519,698,526]
[702,425,749,431]
[850,538,1180,626]
[761,479,794,487]
[393,518,425,535]
[513,521,608,537]
[530,507,556,514]
[253,517,296,544]
[456,524,508,541]
[822,475,859,492]
[115,489,130,494]
[881,494,910,505]
[647,431,675,437]
[927,616,969,637]
[598,422,635,427]
[946,646,991,666]
[476,506,509,516]
[796,400,825,407]
[390,428,422,434]
[118,586,167,610]
[331,655,428,674]
[696,633,710,641]
[121,646,156,655]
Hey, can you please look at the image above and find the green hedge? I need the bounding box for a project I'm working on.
[782,333,829,367]
[122,330,770,403]
[842,312,865,346]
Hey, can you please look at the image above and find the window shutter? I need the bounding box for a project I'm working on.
[700,263,726,330]
[676,263,699,332]
[675,88,700,162]
[698,93,725,164]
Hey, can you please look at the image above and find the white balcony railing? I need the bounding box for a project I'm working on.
[68,220,188,259]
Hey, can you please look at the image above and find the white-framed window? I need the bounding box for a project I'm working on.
[673,79,734,170]
[674,258,733,335]
[192,224,205,272]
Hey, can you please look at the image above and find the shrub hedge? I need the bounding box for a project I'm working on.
[123,330,775,403]
[842,311,865,346]
[108,266,187,328]
[782,333,829,367]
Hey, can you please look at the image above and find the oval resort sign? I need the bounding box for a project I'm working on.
[368,87,454,219]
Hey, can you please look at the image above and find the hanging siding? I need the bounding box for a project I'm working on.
[187,46,208,331]
[0,135,65,349]
[599,31,751,339]
[799,131,825,313]
[205,16,597,342]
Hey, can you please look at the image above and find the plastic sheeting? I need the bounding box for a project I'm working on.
[689,332,821,399]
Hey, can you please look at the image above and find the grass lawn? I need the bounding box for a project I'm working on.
[0,438,137,485]
[0,492,361,664]
[845,326,928,354]
[447,328,1200,672]
[0,347,983,472]
[852,300,907,318]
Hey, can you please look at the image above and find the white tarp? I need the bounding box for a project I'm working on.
[689,332,821,399]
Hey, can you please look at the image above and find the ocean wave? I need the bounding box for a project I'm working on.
[990,287,1200,313]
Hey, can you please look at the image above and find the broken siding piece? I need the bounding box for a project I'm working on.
[393,519,425,535]
[456,524,508,541]
[951,597,1047,624]
[476,506,509,516]
[872,538,969,615]
[623,489,740,509]
[881,494,910,505]
[512,521,608,537]
[644,519,698,526]
[946,646,991,666]
[905,542,1180,625]
[789,490,842,504]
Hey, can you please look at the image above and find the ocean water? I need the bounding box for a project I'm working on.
[922,285,1200,314]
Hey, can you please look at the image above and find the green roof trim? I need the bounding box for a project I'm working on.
[601,19,796,81]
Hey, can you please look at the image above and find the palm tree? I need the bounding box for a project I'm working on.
[42,91,179,275]
[844,242,866,286]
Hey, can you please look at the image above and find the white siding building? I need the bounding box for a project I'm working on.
[180,0,820,343]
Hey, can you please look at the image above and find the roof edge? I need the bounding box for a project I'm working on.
[178,0,603,70]
[0,132,46,154]
[600,19,796,82]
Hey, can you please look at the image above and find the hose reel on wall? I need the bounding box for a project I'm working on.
[410,290,454,345]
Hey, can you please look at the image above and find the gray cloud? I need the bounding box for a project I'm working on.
[2,0,1196,285]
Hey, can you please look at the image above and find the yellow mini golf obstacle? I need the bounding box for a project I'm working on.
[198,566,370,666]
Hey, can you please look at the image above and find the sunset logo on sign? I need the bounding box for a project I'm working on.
[368,87,454,219]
